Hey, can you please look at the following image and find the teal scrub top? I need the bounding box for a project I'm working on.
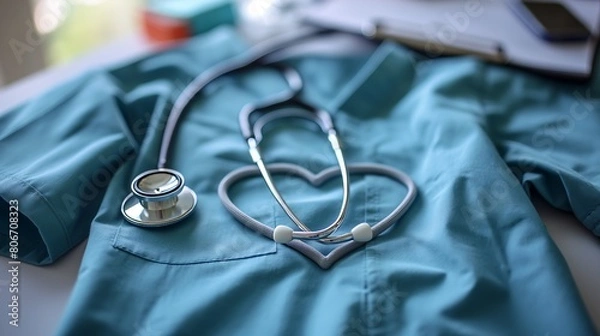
[1,27,599,335]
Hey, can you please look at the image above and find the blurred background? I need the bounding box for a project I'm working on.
[0,0,311,87]
[1,0,597,89]
[0,0,142,86]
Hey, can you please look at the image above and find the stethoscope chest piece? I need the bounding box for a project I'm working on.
[121,169,197,227]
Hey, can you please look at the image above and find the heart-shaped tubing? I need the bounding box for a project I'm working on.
[218,163,418,269]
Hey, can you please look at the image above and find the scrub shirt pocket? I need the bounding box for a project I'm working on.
[112,196,277,265]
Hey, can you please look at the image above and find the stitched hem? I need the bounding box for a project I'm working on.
[0,169,71,264]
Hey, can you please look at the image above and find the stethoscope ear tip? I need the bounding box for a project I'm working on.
[273,225,294,243]
[351,223,373,242]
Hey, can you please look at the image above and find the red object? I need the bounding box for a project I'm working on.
[142,10,191,42]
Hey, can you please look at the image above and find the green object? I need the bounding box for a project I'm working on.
[147,0,237,34]
[0,27,598,334]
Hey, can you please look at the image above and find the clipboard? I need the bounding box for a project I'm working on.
[301,0,600,79]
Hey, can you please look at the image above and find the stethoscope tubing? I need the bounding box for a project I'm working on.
[247,106,351,242]
[158,26,330,169]
[218,163,417,244]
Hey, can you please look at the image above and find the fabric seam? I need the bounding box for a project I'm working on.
[364,178,371,336]
[0,169,72,255]
[111,207,278,265]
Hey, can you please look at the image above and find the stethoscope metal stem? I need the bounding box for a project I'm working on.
[247,128,350,240]
[241,64,354,243]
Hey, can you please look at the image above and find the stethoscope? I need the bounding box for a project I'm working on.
[238,66,369,244]
[121,27,327,227]
[121,63,357,241]
[121,27,417,246]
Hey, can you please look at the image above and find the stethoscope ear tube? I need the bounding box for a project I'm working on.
[238,64,357,243]
[158,26,331,169]
[248,134,350,242]
[238,65,306,140]
[250,108,330,143]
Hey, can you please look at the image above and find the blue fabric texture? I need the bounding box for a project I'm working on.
[1,27,599,335]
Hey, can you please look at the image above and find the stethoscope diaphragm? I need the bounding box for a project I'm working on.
[121,169,197,227]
